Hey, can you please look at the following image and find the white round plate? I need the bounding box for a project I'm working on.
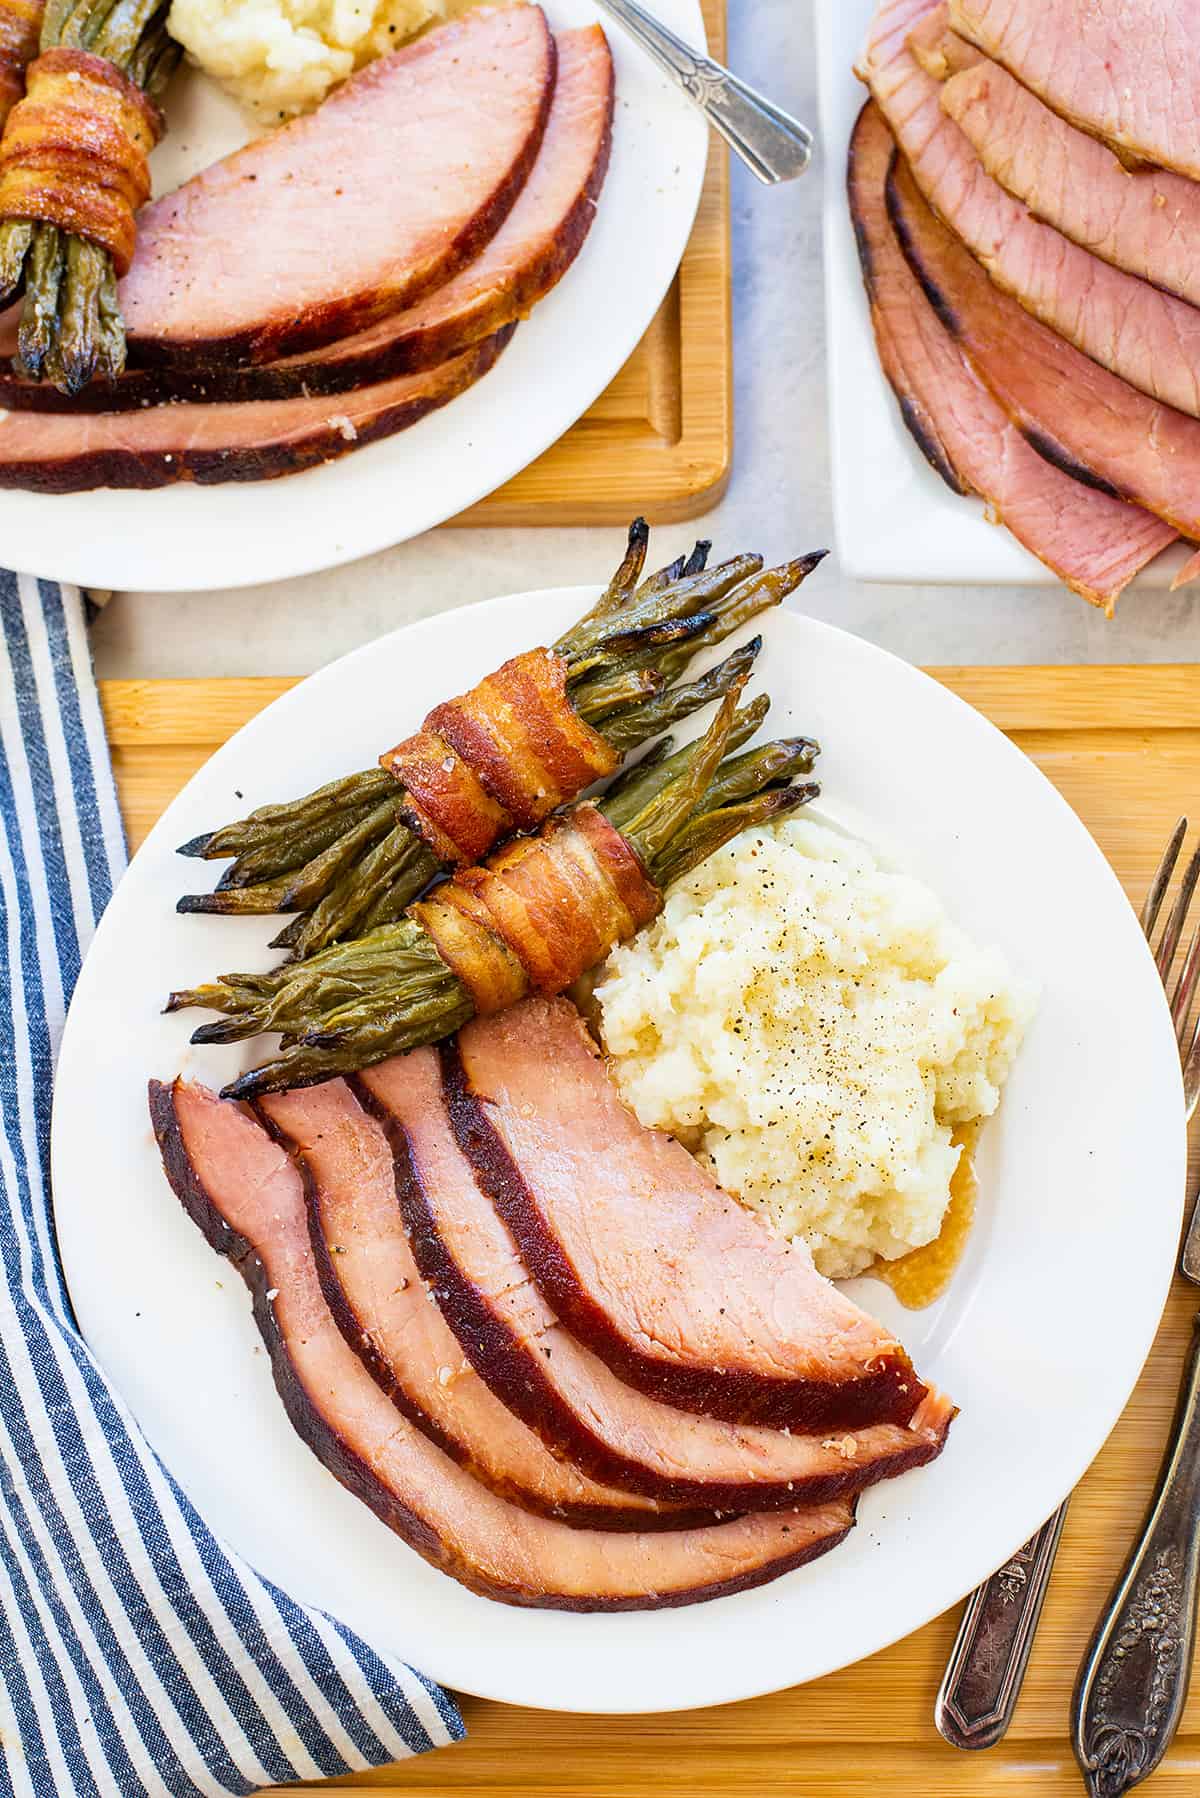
[0,3,706,593]
[53,592,1184,1713]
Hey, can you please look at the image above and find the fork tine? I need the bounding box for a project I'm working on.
[1143,816,1188,938]
[1158,837,1200,979]
[1174,915,1200,1040]
[1182,1010,1200,1119]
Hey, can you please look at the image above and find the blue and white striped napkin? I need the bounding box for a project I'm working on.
[0,572,464,1796]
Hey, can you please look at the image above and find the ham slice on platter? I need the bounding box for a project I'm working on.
[443,996,926,1432]
[357,1043,954,1511]
[910,8,1200,311]
[847,101,1174,612]
[948,0,1200,183]
[257,1079,708,1531]
[0,24,615,412]
[150,1078,856,1610]
[858,0,1200,423]
[0,328,512,492]
[882,147,1200,551]
[118,3,557,366]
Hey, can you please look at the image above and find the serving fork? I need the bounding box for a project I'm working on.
[592,0,813,185]
[936,818,1200,1780]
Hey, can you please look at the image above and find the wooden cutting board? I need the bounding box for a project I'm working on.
[101,664,1200,1796]
[453,0,731,526]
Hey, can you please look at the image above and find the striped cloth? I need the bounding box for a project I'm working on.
[0,573,464,1797]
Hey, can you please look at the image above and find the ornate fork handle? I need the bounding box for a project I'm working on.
[1072,1313,1200,1797]
[592,0,813,184]
[935,1505,1069,1749]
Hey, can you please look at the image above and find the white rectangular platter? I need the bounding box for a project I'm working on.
[815,0,1191,590]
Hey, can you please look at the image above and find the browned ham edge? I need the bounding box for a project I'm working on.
[354,1051,955,1509]
[443,997,925,1432]
[120,6,557,366]
[0,329,512,494]
[257,1079,709,1530]
[0,25,614,412]
[150,1078,857,1610]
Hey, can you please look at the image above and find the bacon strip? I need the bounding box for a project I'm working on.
[0,49,163,276]
[0,0,41,129]
[380,648,617,863]
[413,803,660,1011]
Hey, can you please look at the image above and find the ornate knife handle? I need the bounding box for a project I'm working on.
[1072,1313,1200,1798]
[935,1505,1069,1749]
[592,0,813,184]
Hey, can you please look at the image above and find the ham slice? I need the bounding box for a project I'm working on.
[120,4,556,366]
[0,25,613,413]
[257,1079,705,1529]
[357,1046,955,1509]
[0,328,511,493]
[948,0,1200,182]
[150,1078,855,1609]
[859,0,1200,422]
[884,146,1200,547]
[443,996,924,1432]
[914,10,1200,310]
[848,102,1173,611]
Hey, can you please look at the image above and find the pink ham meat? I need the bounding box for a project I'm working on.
[0,328,511,492]
[949,0,1200,182]
[914,9,1200,310]
[357,1047,955,1509]
[884,146,1200,547]
[0,25,613,412]
[120,4,556,367]
[257,1079,706,1530]
[150,1078,855,1610]
[858,0,1200,422]
[848,103,1173,611]
[442,996,925,1432]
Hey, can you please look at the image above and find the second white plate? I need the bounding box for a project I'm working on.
[52,589,1183,1712]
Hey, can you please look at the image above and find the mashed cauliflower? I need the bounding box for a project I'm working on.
[596,818,1035,1281]
[169,0,465,121]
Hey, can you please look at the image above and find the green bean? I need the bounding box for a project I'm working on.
[0,221,32,302]
[559,554,762,667]
[215,795,389,888]
[604,698,770,831]
[619,681,746,873]
[649,785,819,893]
[94,260,126,382]
[222,984,473,1099]
[571,666,660,724]
[180,768,395,860]
[552,518,649,656]
[600,638,765,755]
[287,829,438,960]
[633,538,709,600]
[179,795,403,915]
[703,736,820,812]
[17,225,65,380]
[54,238,105,395]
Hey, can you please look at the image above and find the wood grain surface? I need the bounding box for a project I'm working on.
[452,0,731,526]
[100,665,1200,1795]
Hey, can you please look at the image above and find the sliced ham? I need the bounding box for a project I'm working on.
[150,1078,855,1610]
[885,146,1200,546]
[257,1079,704,1530]
[949,0,1200,182]
[858,0,1200,422]
[848,102,1173,612]
[0,328,511,493]
[120,4,556,367]
[441,996,924,1432]
[356,1046,955,1509]
[914,9,1200,310]
[0,25,613,413]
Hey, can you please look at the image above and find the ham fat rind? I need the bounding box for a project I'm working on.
[151,1078,855,1609]
[357,1048,955,1509]
[859,0,1200,423]
[0,25,615,413]
[257,1081,703,1530]
[0,330,512,493]
[445,996,924,1431]
[120,4,556,366]
[847,103,1173,612]
[948,0,1200,183]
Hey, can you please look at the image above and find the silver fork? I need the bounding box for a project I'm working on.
[936,818,1200,1759]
